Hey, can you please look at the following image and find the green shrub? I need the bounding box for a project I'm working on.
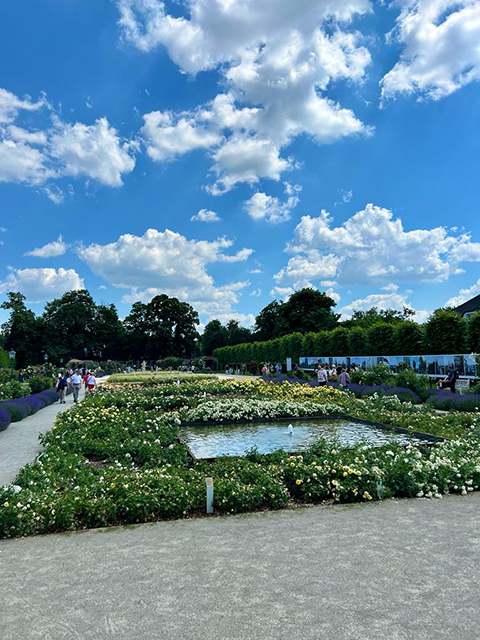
[396,368,429,395]
[363,364,394,386]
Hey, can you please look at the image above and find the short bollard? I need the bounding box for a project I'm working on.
[206,477,214,514]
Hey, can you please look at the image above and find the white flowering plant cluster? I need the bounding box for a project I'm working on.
[2,378,480,538]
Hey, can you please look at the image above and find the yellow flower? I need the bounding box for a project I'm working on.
[3,502,9,508]
[110,482,116,488]
[311,460,317,466]
[363,491,372,500]
[290,462,295,467]
[296,479,301,485]
[270,494,275,499]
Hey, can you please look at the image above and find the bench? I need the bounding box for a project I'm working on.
[455,379,470,394]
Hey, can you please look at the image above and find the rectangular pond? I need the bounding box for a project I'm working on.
[179,418,425,460]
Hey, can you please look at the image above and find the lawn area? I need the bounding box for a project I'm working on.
[2,378,480,538]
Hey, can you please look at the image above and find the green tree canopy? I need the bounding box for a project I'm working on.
[424,309,466,354]
[1,292,44,367]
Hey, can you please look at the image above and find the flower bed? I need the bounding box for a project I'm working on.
[426,391,480,412]
[1,378,480,538]
[0,387,70,428]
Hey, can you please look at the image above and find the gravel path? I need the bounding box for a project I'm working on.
[1,494,479,639]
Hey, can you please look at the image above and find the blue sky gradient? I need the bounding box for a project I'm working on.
[1,0,479,327]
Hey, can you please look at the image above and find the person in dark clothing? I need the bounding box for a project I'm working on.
[446,365,458,393]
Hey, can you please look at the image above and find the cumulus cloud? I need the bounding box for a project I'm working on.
[142,110,221,161]
[382,0,480,100]
[446,279,480,308]
[281,203,480,286]
[190,208,220,223]
[244,183,301,223]
[78,228,253,321]
[338,284,430,323]
[0,88,136,193]
[121,0,373,191]
[49,117,136,187]
[24,235,69,258]
[0,267,84,302]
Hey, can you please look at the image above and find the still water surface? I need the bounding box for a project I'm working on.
[180,419,422,459]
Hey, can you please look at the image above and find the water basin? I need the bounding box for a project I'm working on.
[179,418,424,459]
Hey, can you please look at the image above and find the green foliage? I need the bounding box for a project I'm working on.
[367,323,396,356]
[328,327,349,355]
[424,309,466,354]
[342,306,415,329]
[1,292,44,367]
[395,368,428,395]
[394,322,424,355]
[202,320,228,356]
[362,364,395,386]
[0,349,9,368]
[347,327,367,355]
[467,311,480,352]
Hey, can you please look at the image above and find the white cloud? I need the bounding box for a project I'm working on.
[282,203,480,286]
[269,285,296,300]
[244,183,301,223]
[0,267,84,303]
[49,117,136,186]
[121,0,373,191]
[446,279,480,308]
[250,289,262,297]
[382,1,480,100]
[78,228,253,321]
[0,139,48,184]
[339,284,429,323]
[24,235,69,258]
[191,208,220,223]
[207,135,292,194]
[0,88,45,124]
[142,110,221,161]
[0,88,137,192]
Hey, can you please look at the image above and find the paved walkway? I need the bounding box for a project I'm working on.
[1,494,479,640]
[0,377,110,487]
[0,388,86,486]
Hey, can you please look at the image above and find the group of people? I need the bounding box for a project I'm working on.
[261,363,283,376]
[436,365,458,393]
[315,362,354,387]
[55,369,97,404]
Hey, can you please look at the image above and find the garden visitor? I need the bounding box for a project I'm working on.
[262,364,268,376]
[86,372,97,392]
[317,365,328,386]
[70,369,82,403]
[56,372,68,403]
[83,370,90,389]
[276,363,282,375]
[339,368,351,386]
[18,370,25,383]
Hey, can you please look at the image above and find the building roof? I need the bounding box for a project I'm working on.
[454,294,480,316]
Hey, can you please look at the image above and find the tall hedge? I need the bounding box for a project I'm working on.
[213,311,476,364]
[424,310,466,354]
[468,311,480,352]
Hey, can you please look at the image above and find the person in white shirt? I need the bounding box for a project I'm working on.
[70,370,83,403]
[317,365,328,386]
[87,372,97,392]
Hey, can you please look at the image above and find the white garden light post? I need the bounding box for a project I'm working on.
[8,349,16,380]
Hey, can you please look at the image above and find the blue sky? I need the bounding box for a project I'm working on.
[1,0,480,328]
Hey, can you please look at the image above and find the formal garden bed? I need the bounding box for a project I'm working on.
[2,377,480,538]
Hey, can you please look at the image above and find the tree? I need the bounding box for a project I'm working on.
[347,327,367,355]
[468,311,480,353]
[367,323,396,355]
[253,301,285,340]
[92,304,126,360]
[1,292,44,367]
[225,320,252,346]
[145,295,199,359]
[394,322,424,355]
[202,320,228,356]
[279,288,338,335]
[343,307,415,330]
[42,290,97,362]
[124,302,149,360]
[424,309,466,354]
[313,331,330,356]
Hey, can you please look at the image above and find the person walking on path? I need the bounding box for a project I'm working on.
[86,371,97,393]
[317,365,328,387]
[70,369,82,403]
[56,372,68,404]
